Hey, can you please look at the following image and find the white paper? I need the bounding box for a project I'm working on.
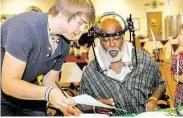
[72,94,127,112]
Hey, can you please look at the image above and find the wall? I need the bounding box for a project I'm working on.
[1,0,182,54]
[1,0,56,14]
[94,0,183,39]
[2,0,182,38]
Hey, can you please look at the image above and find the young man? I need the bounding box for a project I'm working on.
[1,0,95,116]
[78,18,165,116]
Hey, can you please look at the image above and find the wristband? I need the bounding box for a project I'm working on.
[45,87,53,102]
[148,96,158,102]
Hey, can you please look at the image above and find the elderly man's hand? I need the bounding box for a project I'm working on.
[60,107,82,116]
[146,98,159,111]
[94,98,114,115]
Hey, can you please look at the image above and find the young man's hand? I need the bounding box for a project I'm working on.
[49,88,75,109]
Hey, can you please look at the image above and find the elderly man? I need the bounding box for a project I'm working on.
[77,18,166,116]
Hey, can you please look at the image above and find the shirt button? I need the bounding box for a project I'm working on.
[46,54,50,57]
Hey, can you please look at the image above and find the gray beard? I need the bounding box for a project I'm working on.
[104,47,123,63]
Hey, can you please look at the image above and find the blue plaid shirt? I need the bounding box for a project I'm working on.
[78,49,165,116]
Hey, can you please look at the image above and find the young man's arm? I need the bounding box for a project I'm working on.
[2,52,74,109]
[42,70,60,88]
[2,51,47,100]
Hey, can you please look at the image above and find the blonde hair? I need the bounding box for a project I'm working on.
[49,0,95,25]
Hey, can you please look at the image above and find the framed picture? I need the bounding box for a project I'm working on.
[132,18,140,30]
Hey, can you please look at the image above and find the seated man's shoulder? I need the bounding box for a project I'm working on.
[135,49,157,66]
[84,60,97,71]
[136,49,152,59]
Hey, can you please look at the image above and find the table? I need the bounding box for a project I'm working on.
[121,106,183,117]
